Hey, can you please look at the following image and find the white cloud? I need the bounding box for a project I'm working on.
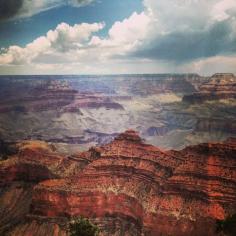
[0,10,150,66]
[0,0,236,75]
[211,0,236,21]
[108,12,150,44]
[68,0,95,7]
[143,0,214,33]
[17,0,62,18]
[88,11,151,59]
[0,22,104,65]
[183,55,236,75]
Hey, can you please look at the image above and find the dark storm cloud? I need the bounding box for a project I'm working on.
[0,0,23,20]
[133,19,236,63]
[0,0,95,21]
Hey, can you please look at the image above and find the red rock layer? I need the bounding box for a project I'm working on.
[0,131,236,236]
[183,73,236,103]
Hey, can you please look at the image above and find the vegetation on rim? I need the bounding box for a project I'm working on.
[68,216,100,236]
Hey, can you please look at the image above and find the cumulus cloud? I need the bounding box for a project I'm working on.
[180,55,236,75]
[0,0,236,74]
[211,0,236,21]
[0,22,104,65]
[88,0,236,64]
[0,11,149,66]
[88,11,151,59]
[68,0,95,7]
[132,0,236,62]
[0,0,95,20]
[133,19,236,62]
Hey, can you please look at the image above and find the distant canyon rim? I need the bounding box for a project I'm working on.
[0,73,235,154]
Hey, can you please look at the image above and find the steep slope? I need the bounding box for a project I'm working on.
[0,131,235,236]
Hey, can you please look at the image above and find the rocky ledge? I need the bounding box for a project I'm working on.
[0,131,235,236]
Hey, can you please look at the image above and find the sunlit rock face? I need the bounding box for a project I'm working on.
[183,73,236,103]
[0,131,235,236]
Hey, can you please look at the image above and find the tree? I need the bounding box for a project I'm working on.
[216,214,236,236]
[68,216,100,236]
[0,140,17,160]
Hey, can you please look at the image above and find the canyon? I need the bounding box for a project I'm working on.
[0,130,235,235]
[183,73,236,103]
[0,73,235,235]
[0,74,235,152]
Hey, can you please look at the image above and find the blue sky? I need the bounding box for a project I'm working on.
[0,0,143,48]
[0,0,236,75]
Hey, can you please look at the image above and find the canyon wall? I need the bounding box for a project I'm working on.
[183,73,236,103]
[0,131,235,235]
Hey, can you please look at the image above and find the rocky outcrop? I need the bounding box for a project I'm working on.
[0,131,236,236]
[183,73,236,103]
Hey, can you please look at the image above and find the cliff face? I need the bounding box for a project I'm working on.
[0,79,124,114]
[131,76,197,96]
[0,131,235,236]
[183,73,236,103]
[195,118,236,134]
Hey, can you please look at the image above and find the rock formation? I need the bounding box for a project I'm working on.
[0,131,235,236]
[196,118,236,134]
[183,73,236,103]
[131,75,198,96]
[0,79,124,114]
[0,74,235,151]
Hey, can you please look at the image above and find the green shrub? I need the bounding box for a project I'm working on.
[68,216,100,236]
[0,140,17,160]
[216,214,236,236]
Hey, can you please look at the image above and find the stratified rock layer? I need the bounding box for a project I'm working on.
[0,131,235,236]
[0,79,124,114]
[183,73,236,103]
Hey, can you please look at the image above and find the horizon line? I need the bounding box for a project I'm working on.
[0,73,235,77]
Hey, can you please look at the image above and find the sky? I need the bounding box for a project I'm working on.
[0,0,236,75]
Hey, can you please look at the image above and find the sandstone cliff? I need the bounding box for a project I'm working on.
[0,131,235,236]
[183,73,236,103]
